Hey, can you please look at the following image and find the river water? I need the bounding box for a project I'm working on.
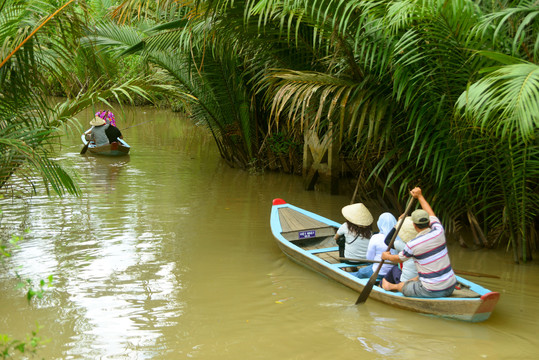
[0,106,538,359]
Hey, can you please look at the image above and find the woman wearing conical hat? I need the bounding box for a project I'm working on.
[88,116,110,147]
[333,203,373,262]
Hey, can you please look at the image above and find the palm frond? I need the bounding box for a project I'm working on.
[456,62,539,143]
[471,0,539,62]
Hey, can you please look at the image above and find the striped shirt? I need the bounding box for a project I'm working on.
[398,216,456,292]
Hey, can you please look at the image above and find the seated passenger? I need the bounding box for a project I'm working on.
[381,187,457,298]
[352,212,398,279]
[381,216,418,286]
[89,117,110,146]
[333,203,373,267]
[105,123,123,143]
[104,110,116,127]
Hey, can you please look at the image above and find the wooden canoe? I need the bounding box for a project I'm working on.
[270,198,500,322]
[81,133,130,156]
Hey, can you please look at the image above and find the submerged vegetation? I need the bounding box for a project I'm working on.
[0,0,537,265]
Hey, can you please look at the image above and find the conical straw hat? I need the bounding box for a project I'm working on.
[89,116,106,126]
[398,217,418,243]
[341,203,373,226]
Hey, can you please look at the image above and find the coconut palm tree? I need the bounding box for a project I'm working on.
[454,0,539,261]
[92,0,322,169]
[0,0,85,195]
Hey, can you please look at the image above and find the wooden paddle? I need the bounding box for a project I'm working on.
[339,257,398,265]
[80,141,89,154]
[355,196,415,304]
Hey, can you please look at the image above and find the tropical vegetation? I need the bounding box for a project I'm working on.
[0,1,537,263]
[0,1,535,357]
[90,0,537,262]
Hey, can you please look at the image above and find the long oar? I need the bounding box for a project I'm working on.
[453,270,500,279]
[339,257,398,265]
[121,118,155,131]
[355,196,415,304]
[341,257,500,279]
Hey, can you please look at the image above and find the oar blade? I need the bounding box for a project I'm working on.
[356,286,373,304]
[355,266,381,304]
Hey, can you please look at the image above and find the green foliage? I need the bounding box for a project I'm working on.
[0,0,85,196]
[0,325,42,360]
[79,0,537,260]
[0,206,49,358]
[0,233,23,258]
[16,275,54,302]
[242,0,538,260]
[267,132,300,155]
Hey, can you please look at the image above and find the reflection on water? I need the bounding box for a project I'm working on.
[0,105,538,359]
[81,156,130,194]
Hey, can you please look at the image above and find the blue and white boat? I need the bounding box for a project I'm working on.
[270,198,500,322]
[81,132,130,156]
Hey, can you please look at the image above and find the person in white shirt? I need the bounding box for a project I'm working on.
[333,203,373,263]
[380,216,418,286]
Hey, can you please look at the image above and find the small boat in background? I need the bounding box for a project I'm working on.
[270,198,500,322]
[81,133,130,156]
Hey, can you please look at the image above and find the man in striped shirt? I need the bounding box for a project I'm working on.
[381,187,457,297]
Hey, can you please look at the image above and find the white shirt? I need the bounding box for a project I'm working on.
[337,222,370,259]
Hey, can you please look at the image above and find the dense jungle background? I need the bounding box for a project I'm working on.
[0,1,538,355]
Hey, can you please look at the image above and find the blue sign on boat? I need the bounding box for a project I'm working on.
[298,230,316,239]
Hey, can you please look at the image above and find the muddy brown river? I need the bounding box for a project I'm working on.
[0,105,538,359]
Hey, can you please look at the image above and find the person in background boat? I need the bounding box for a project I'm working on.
[105,111,116,127]
[95,110,116,127]
[380,216,418,286]
[381,187,457,298]
[105,119,123,144]
[95,110,123,143]
[88,117,110,147]
[105,124,123,143]
[352,212,398,279]
[333,203,373,269]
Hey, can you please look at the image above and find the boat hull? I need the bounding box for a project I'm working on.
[81,134,130,156]
[270,198,499,322]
